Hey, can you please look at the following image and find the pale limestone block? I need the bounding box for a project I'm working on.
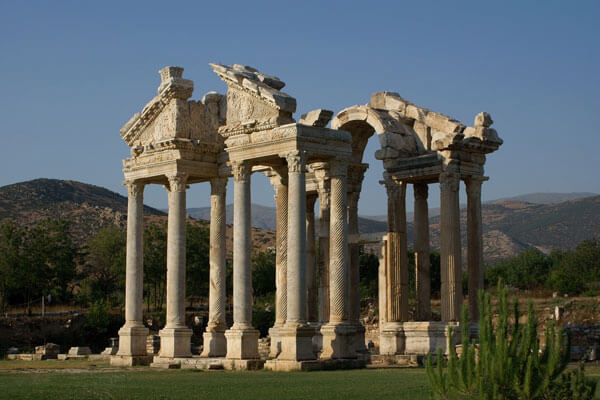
[425,111,465,133]
[474,111,493,127]
[299,109,333,127]
[405,104,427,121]
[431,130,464,150]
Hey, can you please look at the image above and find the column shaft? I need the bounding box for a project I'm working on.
[306,194,318,323]
[466,177,484,321]
[384,179,409,322]
[202,177,228,357]
[166,175,187,328]
[274,181,288,326]
[286,152,307,325]
[125,181,144,326]
[226,161,259,360]
[115,180,149,361]
[317,187,330,323]
[328,163,349,323]
[207,178,227,331]
[440,170,463,322]
[414,183,431,321]
[347,191,360,324]
[233,164,252,328]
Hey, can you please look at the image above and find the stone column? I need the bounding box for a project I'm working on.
[347,191,366,352]
[466,176,485,321]
[321,159,356,359]
[306,193,318,324]
[440,170,463,322]
[225,161,259,359]
[115,180,149,361]
[267,168,288,358]
[278,150,315,361]
[315,169,330,324]
[414,183,431,321]
[159,173,192,358]
[379,177,408,355]
[202,177,228,357]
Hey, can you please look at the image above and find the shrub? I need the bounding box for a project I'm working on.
[426,282,597,399]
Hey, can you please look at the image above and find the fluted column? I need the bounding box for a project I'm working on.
[277,151,315,361]
[384,178,409,323]
[320,159,355,359]
[225,161,259,359]
[159,173,192,358]
[379,177,408,356]
[306,193,318,323]
[202,177,228,357]
[268,169,288,358]
[440,170,463,322]
[466,176,485,321]
[116,180,148,359]
[414,183,431,321]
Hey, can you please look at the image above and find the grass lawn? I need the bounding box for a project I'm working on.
[0,366,430,400]
[0,361,598,400]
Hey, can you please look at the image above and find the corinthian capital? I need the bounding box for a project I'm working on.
[124,180,145,197]
[231,161,252,182]
[166,174,188,192]
[284,150,307,173]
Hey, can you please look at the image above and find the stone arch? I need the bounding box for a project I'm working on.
[331,105,423,164]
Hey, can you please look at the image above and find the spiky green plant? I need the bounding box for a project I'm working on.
[426,282,596,400]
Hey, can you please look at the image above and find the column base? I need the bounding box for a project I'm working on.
[385,321,461,356]
[225,326,260,360]
[380,322,406,355]
[352,322,368,353]
[116,325,149,356]
[268,325,284,358]
[158,326,192,358]
[277,323,316,361]
[320,322,357,359]
[110,354,153,366]
[201,330,227,358]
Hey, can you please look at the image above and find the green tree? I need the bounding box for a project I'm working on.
[0,220,24,313]
[83,226,126,305]
[359,247,379,300]
[252,248,276,299]
[548,240,600,295]
[485,248,551,290]
[143,223,167,311]
[186,222,210,307]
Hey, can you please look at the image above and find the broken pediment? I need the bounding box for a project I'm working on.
[120,66,224,153]
[210,63,296,136]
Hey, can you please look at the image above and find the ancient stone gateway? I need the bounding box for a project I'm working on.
[111,64,502,370]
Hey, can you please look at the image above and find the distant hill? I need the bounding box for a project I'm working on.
[0,179,275,254]
[0,179,166,243]
[491,192,598,205]
[1,180,598,262]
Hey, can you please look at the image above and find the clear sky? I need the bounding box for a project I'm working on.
[1,1,598,215]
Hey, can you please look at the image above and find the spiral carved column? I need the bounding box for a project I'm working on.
[202,177,228,357]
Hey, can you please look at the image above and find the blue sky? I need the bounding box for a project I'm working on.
[1,1,598,215]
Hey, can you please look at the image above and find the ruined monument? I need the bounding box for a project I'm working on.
[111,63,502,370]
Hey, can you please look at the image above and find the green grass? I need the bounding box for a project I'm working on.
[0,362,598,399]
[0,367,431,400]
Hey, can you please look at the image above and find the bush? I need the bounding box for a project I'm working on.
[426,282,597,399]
